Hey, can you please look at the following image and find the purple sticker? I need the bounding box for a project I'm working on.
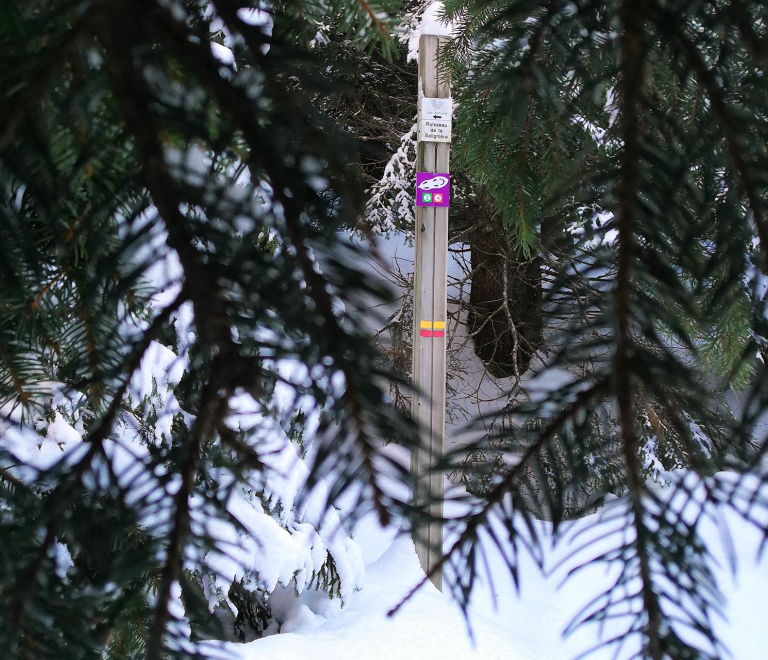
[416,172,450,207]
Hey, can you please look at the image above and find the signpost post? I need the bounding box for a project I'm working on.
[412,34,450,590]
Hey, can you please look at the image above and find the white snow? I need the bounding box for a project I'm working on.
[211,42,235,67]
[199,438,366,606]
[224,473,768,660]
[230,534,534,660]
[4,411,85,473]
[419,2,452,37]
[45,411,82,446]
[407,2,453,62]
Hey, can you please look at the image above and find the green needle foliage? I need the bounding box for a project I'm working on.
[430,1,768,659]
[0,0,417,658]
[4,1,768,660]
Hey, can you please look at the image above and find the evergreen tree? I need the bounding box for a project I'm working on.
[425,1,768,658]
[0,0,416,657]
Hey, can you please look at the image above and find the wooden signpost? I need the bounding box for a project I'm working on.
[412,34,451,590]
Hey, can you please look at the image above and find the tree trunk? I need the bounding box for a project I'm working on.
[468,188,542,378]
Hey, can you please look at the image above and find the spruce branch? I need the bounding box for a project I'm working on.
[729,0,766,62]
[7,290,184,645]
[208,0,270,63]
[522,0,563,82]
[96,5,242,359]
[0,465,24,490]
[649,0,768,271]
[353,0,392,46]
[149,0,396,526]
[389,378,609,615]
[209,0,365,215]
[0,8,97,153]
[93,12,279,648]
[615,3,663,656]
[145,356,231,660]
[274,188,394,528]
[218,426,267,473]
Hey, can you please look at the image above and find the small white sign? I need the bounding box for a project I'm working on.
[419,119,452,142]
[419,97,453,121]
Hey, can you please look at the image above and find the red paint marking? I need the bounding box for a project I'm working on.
[420,329,432,337]
[432,330,445,337]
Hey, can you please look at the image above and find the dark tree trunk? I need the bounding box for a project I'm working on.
[468,188,542,378]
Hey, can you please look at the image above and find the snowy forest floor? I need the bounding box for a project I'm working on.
[227,469,768,660]
[225,233,768,660]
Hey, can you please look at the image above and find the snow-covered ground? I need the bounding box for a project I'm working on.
[222,229,768,660]
[5,230,765,658]
[232,533,530,660]
[227,473,768,660]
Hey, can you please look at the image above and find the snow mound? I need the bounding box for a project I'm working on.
[231,535,532,660]
[223,473,768,660]
[408,2,453,62]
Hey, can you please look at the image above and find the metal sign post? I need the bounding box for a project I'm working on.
[412,34,450,590]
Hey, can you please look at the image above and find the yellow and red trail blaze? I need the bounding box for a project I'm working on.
[420,320,445,338]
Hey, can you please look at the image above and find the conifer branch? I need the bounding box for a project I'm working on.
[0,465,24,489]
[354,0,392,44]
[93,12,274,650]
[7,291,184,642]
[209,0,364,214]
[148,1,394,526]
[0,10,97,153]
[729,0,766,62]
[649,0,768,271]
[96,6,240,358]
[616,2,663,656]
[390,378,609,615]
[522,0,562,82]
[218,426,267,472]
[4,0,764,655]
[145,358,231,660]
[273,193,393,528]
[208,0,270,61]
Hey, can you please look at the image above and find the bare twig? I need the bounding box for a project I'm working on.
[501,250,521,384]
